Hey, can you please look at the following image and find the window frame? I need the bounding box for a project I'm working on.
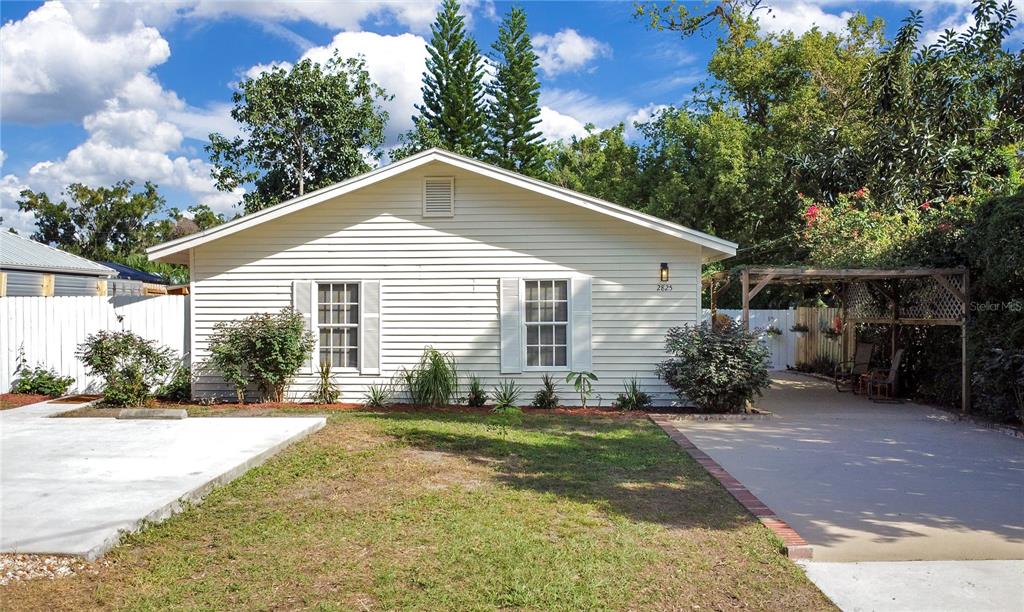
[313,280,363,373]
[520,278,572,372]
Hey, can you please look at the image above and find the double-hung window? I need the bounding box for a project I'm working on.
[317,282,359,368]
[524,279,569,368]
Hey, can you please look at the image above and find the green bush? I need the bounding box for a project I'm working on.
[77,331,176,407]
[973,348,1024,423]
[157,365,191,401]
[492,379,522,411]
[402,346,459,406]
[11,365,74,397]
[466,375,487,407]
[657,320,770,413]
[531,374,559,409]
[208,309,314,403]
[613,378,653,411]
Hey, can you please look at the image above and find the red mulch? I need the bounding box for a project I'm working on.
[0,394,51,410]
[157,400,645,418]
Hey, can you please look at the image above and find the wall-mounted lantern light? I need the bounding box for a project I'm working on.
[660,262,670,282]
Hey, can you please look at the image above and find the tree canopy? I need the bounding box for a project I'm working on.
[208,53,391,214]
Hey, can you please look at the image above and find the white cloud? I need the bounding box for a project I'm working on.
[0,150,6,169]
[533,29,611,76]
[300,31,430,144]
[0,1,171,124]
[538,107,589,142]
[758,2,855,36]
[541,89,634,128]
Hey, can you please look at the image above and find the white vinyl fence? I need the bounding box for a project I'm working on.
[1,296,189,394]
[702,308,798,371]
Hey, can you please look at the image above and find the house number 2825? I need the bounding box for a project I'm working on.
[657,283,673,292]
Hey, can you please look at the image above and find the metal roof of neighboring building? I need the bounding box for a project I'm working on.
[0,231,115,277]
[100,261,167,284]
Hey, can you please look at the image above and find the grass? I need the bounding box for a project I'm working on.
[2,410,833,610]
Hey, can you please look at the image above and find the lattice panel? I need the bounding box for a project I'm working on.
[846,282,890,320]
[900,274,965,320]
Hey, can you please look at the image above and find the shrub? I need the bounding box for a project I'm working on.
[565,371,598,408]
[208,309,314,403]
[310,361,341,404]
[973,348,1024,424]
[364,383,393,409]
[492,379,522,411]
[657,320,770,413]
[614,378,653,411]
[11,365,74,397]
[531,374,559,409]
[466,375,487,407]
[77,331,176,407]
[157,365,191,401]
[402,346,459,406]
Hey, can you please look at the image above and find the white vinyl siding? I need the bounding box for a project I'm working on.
[189,161,702,406]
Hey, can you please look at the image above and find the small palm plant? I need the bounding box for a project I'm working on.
[565,371,598,408]
[310,361,341,404]
[466,375,488,407]
[491,379,522,413]
[363,383,393,409]
[613,378,653,411]
[531,373,559,409]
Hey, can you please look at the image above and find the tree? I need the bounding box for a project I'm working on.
[16,181,164,261]
[413,0,488,157]
[546,124,644,206]
[208,54,390,214]
[487,6,544,175]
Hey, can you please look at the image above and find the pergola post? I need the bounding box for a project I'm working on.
[741,269,750,331]
[961,270,970,414]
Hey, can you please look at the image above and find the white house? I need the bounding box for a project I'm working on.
[148,149,737,406]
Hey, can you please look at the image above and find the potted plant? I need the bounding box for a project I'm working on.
[765,325,783,337]
[790,323,810,336]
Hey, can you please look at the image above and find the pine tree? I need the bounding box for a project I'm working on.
[414,0,487,157]
[487,6,545,175]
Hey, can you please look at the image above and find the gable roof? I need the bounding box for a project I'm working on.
[1,230,115,277]
[147,148,738,264]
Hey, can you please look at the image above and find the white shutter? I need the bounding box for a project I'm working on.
[292,280,315,373]
[361,281,381,375]
[571,277,593,372]
[423,177,455,217]
[500,277,522,374]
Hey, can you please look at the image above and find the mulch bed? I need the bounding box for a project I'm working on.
[157,400,649,418]
[0,393,51,410]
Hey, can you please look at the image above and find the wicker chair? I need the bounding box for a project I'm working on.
[835,342,875,393]
[865,349,905,403]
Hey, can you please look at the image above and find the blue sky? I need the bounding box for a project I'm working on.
[1,1,1017,232]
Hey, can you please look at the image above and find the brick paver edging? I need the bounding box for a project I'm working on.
[648,415,813,560]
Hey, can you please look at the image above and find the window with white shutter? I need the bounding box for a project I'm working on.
[423,177,455,217]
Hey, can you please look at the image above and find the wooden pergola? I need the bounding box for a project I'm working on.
[739,267,970,413]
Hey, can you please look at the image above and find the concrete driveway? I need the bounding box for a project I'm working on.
[662,372,1024,610]
[1,399,324,559]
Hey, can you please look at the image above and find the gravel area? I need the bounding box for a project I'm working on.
[0,554,108,586]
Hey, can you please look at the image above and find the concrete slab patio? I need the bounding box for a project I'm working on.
[1,399,325,559]
[660,372,1024,610]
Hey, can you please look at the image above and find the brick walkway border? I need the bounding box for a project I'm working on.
[649,415,813,560]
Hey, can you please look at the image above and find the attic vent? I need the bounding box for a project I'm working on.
[423,177,455,217]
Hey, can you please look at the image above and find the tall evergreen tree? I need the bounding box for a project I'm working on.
[414,0,487,157]
[487,6,545,175]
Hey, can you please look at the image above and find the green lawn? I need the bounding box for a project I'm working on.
[3,410,833,610]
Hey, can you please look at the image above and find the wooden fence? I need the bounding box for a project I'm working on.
[793,306,855,367]
[1,295,189,393]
